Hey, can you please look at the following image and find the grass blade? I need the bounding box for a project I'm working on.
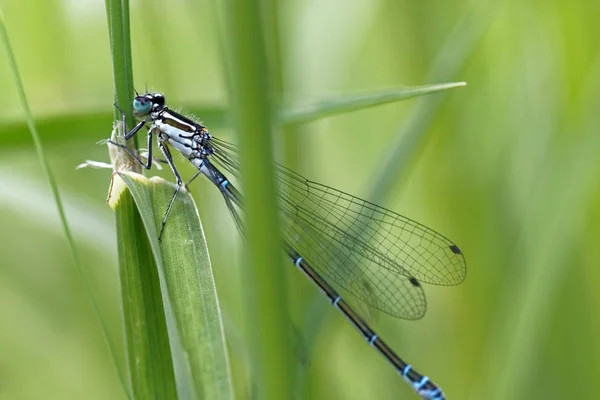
[105,0,135,128]
[281,82,466,125]
[223,1,294,399]
[113,183,176,399]
[110,172,233,399]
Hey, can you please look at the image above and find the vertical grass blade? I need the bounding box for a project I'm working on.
[223,1,294,399]
[105,0,135,127]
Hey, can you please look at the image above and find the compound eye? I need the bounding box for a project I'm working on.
[133,96,152,115]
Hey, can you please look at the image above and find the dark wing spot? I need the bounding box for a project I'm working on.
[409,277,421,287]
[449,244,462,254]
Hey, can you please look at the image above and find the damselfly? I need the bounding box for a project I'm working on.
[106,92,466,400]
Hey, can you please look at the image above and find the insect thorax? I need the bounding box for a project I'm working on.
[153,109,214,161]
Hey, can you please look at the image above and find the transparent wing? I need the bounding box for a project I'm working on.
[273,166,466,285]
[280,197,427,319]
[209,137,466,319]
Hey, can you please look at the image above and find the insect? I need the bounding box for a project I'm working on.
[105,92,466,399]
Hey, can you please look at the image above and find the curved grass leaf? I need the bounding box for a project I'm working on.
[109,172,233,400]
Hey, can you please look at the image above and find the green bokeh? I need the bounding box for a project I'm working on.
[1,1,598,399]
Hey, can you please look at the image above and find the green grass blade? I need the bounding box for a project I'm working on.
[223,1,294,399]
[111,172,233,400]
[152,178,234,400]
[281,82,466,125]
[105,0,138,148]
[0,8,130,397]
[113,184,176,399]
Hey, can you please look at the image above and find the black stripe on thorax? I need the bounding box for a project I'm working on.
[160,108,203,134]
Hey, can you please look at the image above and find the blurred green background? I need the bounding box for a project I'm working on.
[1,0,599,399]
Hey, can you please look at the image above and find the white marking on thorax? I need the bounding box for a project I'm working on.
[153,119,198,157]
